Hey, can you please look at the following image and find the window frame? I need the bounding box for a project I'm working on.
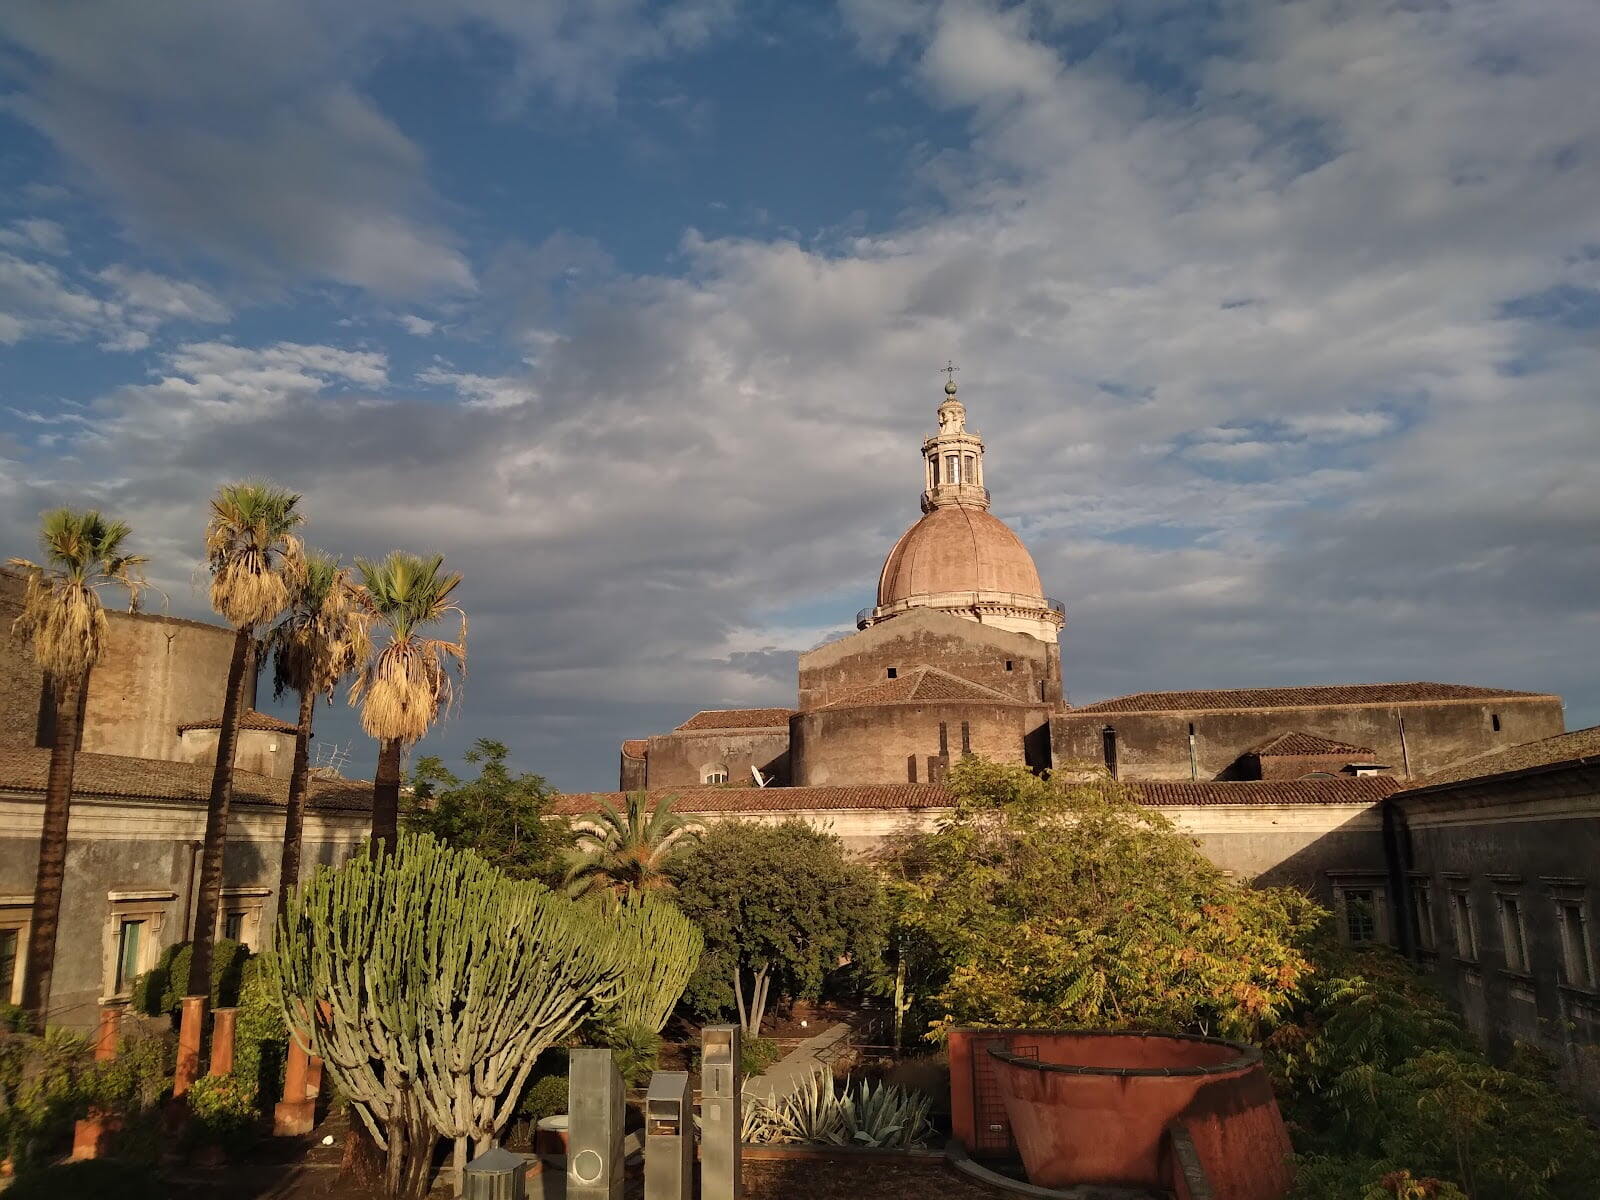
[1495,891,1531,975]
[0,895,32,1006]
[1449,887,1479,962]
[699,763,730,785]
[1548,885,1597,992]
[101,890,176,1004]
[217,886,270,952]
[1410,878,1437,952]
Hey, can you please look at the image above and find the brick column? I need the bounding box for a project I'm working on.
[274,1036,316,1135]
[174,996,207,1096]
[70,1007,122,1159]
[208,1007,237,1077]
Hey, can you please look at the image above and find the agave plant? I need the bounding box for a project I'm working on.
[840,1076,934,1149]
[741,1069,934,1149]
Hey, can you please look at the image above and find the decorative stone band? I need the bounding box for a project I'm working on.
[860,589,1066,630]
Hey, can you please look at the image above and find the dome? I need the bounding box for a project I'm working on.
[877,505,1045,605]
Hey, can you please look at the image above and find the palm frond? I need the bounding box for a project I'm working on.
[347,550,467,744]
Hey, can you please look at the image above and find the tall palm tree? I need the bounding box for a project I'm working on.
[189,481,303,999]
[349,552,466,853]
[564,792,701,900]
[8,509,146,1027]
[267,550,370,902]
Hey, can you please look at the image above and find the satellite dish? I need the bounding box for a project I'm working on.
[750,765,770,788]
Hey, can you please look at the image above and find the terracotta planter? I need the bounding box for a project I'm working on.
[535,1114,569,1157]
[986,1030,1292,1200]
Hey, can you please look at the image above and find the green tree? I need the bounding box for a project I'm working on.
[349,552,466,855]
[564,791,701,900]
[191,481,304,998]
[670,820,887,1036]
[890,758,1322,1041]
[8,510,147,1026]
[267,550,369,900]
[405,739,569,883]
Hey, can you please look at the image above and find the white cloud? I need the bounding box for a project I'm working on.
[399,314,437,336]
[0,218,68,255]
[1280,410,1397,442]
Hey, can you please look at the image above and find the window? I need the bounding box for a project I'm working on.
[938,722,949,757]
[1497,894,1529,973]
[1005,660,1013,672]
[1342,889,1378,944]
[101,890,174,1002]
[0,929,17,1004]
[1450,890,1478,960]
[0,898,29,1005]
[946,454,960,484]
[886,667,897,679]
[223,911,246,943]
[960,721,971,756]
[1491,713,1502,732]
[1101,726,1118,777]
[700,764,729,785]
[963,454,976,484]
[115,920,145,995]
[906,755,918,783]
[1411,882,1437,951]
[1558,900,1595,989]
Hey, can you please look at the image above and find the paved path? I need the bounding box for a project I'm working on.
[743,1021,853,1102]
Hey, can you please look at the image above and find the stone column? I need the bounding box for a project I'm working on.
[70,1006,122,1159]
[174,996,206,1096]
[208,1007,238,1077]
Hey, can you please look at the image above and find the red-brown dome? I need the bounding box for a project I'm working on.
[877,505,1045,606]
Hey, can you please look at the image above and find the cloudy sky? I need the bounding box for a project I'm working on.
[2,0,1596,791]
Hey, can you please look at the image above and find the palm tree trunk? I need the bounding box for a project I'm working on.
[371,737,403,856]
[20,669,87,1029]
[188,629,254,997]
[277,688,316,904]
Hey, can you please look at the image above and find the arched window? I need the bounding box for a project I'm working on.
[700,763,729,785]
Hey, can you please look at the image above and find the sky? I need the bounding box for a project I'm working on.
[1,0,1596,793]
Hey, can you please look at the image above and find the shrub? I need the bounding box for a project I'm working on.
[591,1020,660,1087]
[187,1072,260,1150]
[518,1074,568,1124]
[232,956,287,1111]
[0,1027,91,1170]
[2,1159,167,1200]
[131,938,249,1017]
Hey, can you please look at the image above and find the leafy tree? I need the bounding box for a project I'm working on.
[267,550,369,899]
[349,552,466,855]
[890,758,1322,1041]
[406,740,569,883]
[7,509,147,1026]
[565,791,701,899]
[192,480,304,998]
[670,820,887,1036]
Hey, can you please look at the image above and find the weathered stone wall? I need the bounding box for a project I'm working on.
[0,793,367,1029]
[619,749,647,791]
[1393,765,1600,1109]
[1252,753,1385,781]
[174,727,293,780]
[792,700,1050,786]
[1052,697,1565,783]
[798,608,1057,710]
[642,727,791,788]
[0,572,44,748]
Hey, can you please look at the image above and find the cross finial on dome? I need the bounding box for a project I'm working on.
[941,359,959,395]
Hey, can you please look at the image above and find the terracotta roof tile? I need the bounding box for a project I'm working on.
[820,666,1019,709]
[177,709,300,734]
[674,708,795,731]
[1070,682,1552,715]
[1404,724,1600,791]
[1128,777,1402,807]
[1250,731,1375,758]
[552,784,956,815]
[620,739,649,760]
[0,748,371,812]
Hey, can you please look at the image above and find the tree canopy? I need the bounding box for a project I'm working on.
[890,758,1322,1041]
[406,740,570,884]
[669,819,887,1035]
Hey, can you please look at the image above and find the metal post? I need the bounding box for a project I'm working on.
[700,1025,742,1200]
[568,1048,625,1200]
[645,1071,692,1200]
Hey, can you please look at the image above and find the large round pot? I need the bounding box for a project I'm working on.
[535,1113,569,1157]
[987,1030,1291,1198]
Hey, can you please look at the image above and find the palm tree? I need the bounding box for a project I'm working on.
[349,552,466,853]
[267,550,370,902]
[564,792,701,900]
[189,481,303,1000]
[8,509,146,1027]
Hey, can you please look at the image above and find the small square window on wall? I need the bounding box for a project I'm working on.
[1005,660,1013,672]
[886,667,897,679]
[1492,713,1502,732]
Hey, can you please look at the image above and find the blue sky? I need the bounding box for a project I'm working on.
[2,0,1597,790]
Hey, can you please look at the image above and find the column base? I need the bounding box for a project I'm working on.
[274,1098,316,1137]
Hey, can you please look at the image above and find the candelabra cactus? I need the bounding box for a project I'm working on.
[602,893,704,1033]
[270,834,627,1198]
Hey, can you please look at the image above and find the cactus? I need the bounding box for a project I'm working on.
[269,834,626,1199]
[601,894,704,1033]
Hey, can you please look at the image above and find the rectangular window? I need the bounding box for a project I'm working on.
[906,755,918,783]
[1451,890,1478,960]
[960,721,971,756]
[1411,883,1436,951]
[946,454,960,484]
[1558,901,1594,989]
[938,722,948,757]
[886,667,897,679]
[1343,889,1378,945]
[0,928,17,1002]
[115,920,144,994]
[1101,727,1118,777]
[223,911,246,944]
[1497,895,1529,973]
[1491,713,1502,732]
[963,454,976,483]
[1005,660,1013,672]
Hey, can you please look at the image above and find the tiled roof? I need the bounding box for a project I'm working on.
[674,708,796,731]
[552,784,957,815]
[177,709,301,734]
[820,666,1019,709]
[553,776,1400,815]
[0,748,372,812]
[1069,682,1552,715]
[1403,724,1600,792]
[1250,731,1375,758]
[620,739,649,760]
[1129,777,1402,807]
